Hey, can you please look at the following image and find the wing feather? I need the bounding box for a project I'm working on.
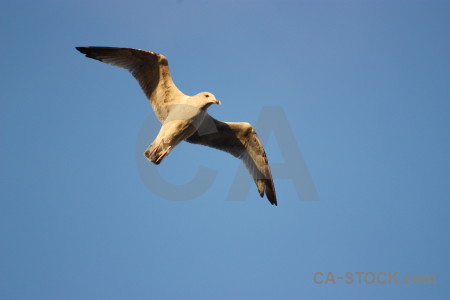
[186,115,277,205]
[76,46,185,120]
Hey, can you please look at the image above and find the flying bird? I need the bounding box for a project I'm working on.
[76,47,277,205]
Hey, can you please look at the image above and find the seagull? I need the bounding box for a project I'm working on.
[76,47,277,205]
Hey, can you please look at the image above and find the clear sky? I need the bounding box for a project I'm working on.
[1,0,449,299]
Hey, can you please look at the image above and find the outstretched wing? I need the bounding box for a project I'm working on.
[186,115,277,205]
[76,46,185,120]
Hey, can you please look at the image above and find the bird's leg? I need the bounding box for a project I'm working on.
[150,143,160,156]
[155,146,172,164]
[144,140,162,160]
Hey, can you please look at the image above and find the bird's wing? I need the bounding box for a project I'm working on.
[186,115,277,205]
[76,47,185,117]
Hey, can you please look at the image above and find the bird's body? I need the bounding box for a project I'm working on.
[76,46,277,205]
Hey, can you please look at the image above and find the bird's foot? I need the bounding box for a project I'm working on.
[155,146,171,164]
[144,143,171,165]
[144,143,159,161]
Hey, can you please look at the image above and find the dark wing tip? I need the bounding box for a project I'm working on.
[268,195,278,206]
[257,179,277,206]
[75,46,89,53]
[265,180,277,206]
[75,46,99,60]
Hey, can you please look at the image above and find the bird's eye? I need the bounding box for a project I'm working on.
[205,94,210,98]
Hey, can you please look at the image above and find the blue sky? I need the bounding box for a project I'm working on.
[1,0,449,299]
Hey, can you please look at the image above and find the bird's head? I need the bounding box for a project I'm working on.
[191,92,221,109]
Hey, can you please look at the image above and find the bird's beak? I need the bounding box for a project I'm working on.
[214,99,221,105]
